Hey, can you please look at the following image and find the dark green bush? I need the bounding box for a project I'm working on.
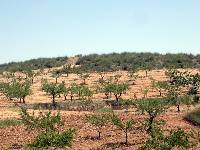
[0,119,22,128]
[27,129,75,149]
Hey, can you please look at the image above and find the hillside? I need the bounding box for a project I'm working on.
[0,52,200,73]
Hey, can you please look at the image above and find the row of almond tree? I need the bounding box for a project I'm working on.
[0,68,200,111]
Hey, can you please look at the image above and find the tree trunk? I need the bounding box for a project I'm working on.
[19,98,21,103]
[147,116,154,133]
[64,95,67,100]
[105,93,109,99]
[115,95,119,102]
[125,129,128,145]
[22,97,25,103]
[52,94,55,105]
[159,90,162,96]
[83,79,86,85]
[177,105,180,112]
[70,95,73,101]
[145,70,148,77]
[55,77,58,84]
[98,131,101,140]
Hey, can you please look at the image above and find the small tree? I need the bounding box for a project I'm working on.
[79,72,90,85]
[67,83,79,101]
[136,98,169,133]
[128,68,138,85]
[59,81,68,100]
[20,108,75,149]
[98,81,113,99]
[42,81,63,105]
[85,109,111,139]
[110,82,129,102]
[187,73,200,95]
[23,69,36,83]
[142,87,149,98]
[78,85,93,100]
[52,69,62,83]
[0,79,31,103]
[18,80,31,103]
[62,65,72,77]
[166,84,182,112]
[155,81,168,96]
[111,114,135,145]
[98,72,105,83]
[139,128,191,150]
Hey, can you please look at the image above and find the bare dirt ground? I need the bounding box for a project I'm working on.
[0,69,200,149]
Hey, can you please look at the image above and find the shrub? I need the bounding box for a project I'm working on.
[20,108,75,149]
[139,128,191,150]
[0,119,22,128]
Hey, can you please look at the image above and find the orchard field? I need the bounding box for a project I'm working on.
[0,68,199,150]
[1,54,200,149]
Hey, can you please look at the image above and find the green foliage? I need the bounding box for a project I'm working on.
[20,108,62,131]
[187,73,200,95]
[85,109,111,139]
[155,81,169,96]
[42,80,64,105]
[99,80,129,102]
[139,128,191,150]
[20,108,75,149]
[67,83,93,100]
[136,98,169,133]
[1,53,200,73]
[166,69,189,86]
[0,119,22,128]
[76,52,199,72]
[26,129,75,149]
[111,114,135,144]
[67,83,79,100]
[78,72,90,84]
[0,79,31,103]
[0,56,68,72]
[185,108,200,126]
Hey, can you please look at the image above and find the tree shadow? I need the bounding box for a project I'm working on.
[102,141,135,149]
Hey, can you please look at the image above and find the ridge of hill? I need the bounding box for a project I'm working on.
[0,52,200,72]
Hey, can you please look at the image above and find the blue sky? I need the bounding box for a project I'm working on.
[0,0,200,64]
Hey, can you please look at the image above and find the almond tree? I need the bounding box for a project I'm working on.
[109,82,129,102]
[18,79,32,103]
[155,81,168,96]
[136,98,169,133]
[111,114,135,145]
[51,69,62,83]
[20,108,75,149]
[24,69,37,83]
[85,111,110,139]
[128,68,138,85]
[62,65,72,77]
[67,83,79,101]
[79,72,90,85]
[42,81,63,105]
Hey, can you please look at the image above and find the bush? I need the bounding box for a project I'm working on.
[27,129,75,149]
[20,108,75,149]
[0,119,22,128]
[185,108,200,125]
